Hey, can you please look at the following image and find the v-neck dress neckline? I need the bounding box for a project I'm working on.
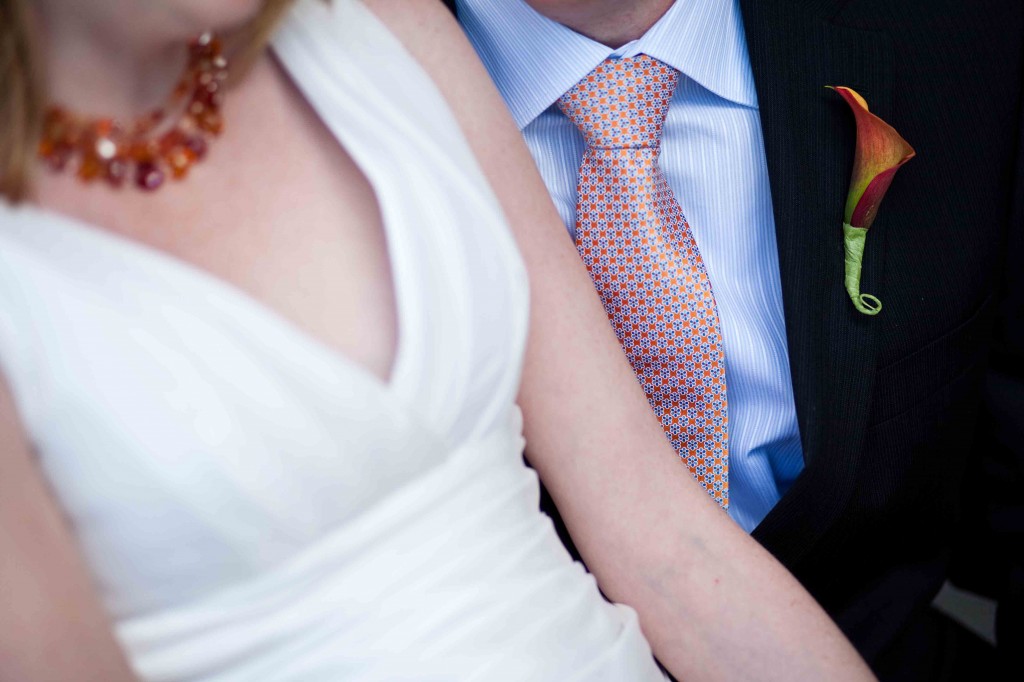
[3,201,413,398]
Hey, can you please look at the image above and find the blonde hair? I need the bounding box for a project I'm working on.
[0,0,40,202]
[0,0,296,203]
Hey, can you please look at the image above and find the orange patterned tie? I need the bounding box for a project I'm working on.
[558,55,729,507]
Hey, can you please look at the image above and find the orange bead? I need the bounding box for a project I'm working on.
[129,140,158,163]
[158,129,185,155]
[93,118,115,137]
[76,153,103,182]
[196,110,223,135]
[165,148,193,179]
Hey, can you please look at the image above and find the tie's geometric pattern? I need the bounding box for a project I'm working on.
[559,55,729,507]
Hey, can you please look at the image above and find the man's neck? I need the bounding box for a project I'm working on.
[523,0,675,48]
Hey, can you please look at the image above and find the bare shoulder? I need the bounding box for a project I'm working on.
[359,0,563,239]
[359,0,525,170]
[359,0,476,93]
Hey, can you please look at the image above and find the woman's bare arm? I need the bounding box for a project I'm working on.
[0,376,137,681]
[366,2,875,679]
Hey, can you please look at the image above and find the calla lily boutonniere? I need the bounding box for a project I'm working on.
[828,85,916,315]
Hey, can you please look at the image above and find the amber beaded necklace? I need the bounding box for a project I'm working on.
[38,33,228,191]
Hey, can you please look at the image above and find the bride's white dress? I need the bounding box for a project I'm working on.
[0,1,667,680]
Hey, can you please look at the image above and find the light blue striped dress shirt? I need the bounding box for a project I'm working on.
[457,0,803,532]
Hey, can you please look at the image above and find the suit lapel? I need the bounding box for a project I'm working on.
[740,0,895,568]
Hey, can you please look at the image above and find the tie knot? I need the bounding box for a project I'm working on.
[557,55,678,150]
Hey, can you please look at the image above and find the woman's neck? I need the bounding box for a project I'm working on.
[523,0,675,47]
[29,0,250,118]
[33,4,197,118]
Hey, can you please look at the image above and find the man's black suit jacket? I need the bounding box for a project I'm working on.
[445,0,1024,677]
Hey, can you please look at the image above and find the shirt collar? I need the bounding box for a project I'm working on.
[457,0,760,130]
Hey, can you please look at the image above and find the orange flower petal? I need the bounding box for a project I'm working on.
[829,86,916,228]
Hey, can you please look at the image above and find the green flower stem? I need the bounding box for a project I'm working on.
[843,223,882,316]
